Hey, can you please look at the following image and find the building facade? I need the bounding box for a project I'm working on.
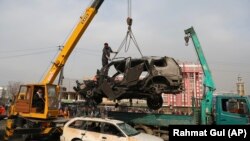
[162,62,203,107]
[0,87,7,99]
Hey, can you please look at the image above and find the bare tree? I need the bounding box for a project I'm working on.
[7,81,23,100]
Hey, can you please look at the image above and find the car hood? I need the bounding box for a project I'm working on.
[129,133,163,141]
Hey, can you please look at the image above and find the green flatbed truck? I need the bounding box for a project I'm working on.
[107,27,250,141]
[108,95,250,140]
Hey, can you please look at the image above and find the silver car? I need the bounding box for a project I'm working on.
[60,117,163,141]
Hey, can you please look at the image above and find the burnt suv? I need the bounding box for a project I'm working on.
[74,56,183,110]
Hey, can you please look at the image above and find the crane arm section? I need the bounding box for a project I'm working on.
[184,27,216,125]
[42,0,104,84]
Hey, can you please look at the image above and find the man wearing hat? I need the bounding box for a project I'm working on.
[102,42,117,67]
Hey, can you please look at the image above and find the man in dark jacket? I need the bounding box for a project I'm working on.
[33,89,45,113]
[102,43,117,67]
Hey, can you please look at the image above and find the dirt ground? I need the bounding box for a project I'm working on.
[0,120,59,141]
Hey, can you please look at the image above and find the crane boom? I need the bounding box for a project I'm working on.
[42,0,104,84]
[184,27,216,125]
[4,1,105,140]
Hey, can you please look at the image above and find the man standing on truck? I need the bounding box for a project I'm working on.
[102,42,117,67]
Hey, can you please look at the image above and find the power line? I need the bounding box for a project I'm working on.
[0,47,54,53]
[77,48,100,52]
[0,49,56,59]
[38,48,61,83]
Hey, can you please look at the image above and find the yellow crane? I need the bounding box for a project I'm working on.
[4,0,104,140]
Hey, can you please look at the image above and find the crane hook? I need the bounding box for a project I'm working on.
[127,17,133,31]
[184,35,189,46]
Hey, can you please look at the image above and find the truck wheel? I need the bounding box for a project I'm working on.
[137,129,146,133]
[147,95,163,110]
[161,134,169,141]
[72,139,82,141]
[135,125,153,135]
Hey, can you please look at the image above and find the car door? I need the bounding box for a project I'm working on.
[121,58,144,86]
[64,119,88,141]
[84,121,102,141]
[99,122,127,141]
[15,85,32,113]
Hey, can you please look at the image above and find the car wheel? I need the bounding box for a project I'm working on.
[146,94,163,110]
[72,139,82,141]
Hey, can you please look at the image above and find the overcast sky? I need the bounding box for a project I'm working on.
[0,0,249,95]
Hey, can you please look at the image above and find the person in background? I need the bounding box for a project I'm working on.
[0,104,6,120]
[58,108,64,117]
[63,107,70,119]
[0,105,6,116]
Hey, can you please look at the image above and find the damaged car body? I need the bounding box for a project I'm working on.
[74,56,183,110]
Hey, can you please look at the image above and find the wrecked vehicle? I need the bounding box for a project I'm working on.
[74,56,183,110]
[60,117,163,141]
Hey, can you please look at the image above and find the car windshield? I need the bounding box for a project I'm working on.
[117,123,140,136]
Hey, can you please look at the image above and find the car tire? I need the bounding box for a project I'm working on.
[72,139,82,141]
[146,94,163,110]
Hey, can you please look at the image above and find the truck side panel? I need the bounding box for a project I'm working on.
[108,112,197,127]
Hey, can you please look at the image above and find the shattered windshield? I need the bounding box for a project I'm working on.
[117,122,139,136]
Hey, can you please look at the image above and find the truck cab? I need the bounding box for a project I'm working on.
[214,95,250,125]
[13,84,59,119]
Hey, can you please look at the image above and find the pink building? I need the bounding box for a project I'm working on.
[162,62,203,107]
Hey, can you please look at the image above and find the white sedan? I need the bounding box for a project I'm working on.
[60,117,163,141]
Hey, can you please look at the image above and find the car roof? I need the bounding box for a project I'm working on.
[69,117,124,124]
[112,56,166,63]
[110,56,168,72]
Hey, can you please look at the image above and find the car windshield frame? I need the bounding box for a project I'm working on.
[117,122,140,136]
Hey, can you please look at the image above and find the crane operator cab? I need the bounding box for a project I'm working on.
[13,84,59,119]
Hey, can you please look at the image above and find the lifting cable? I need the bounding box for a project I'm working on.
[112,0,151,77]
[113,0,143,59]
[112,0,156,91]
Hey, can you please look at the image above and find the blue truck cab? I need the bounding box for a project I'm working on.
[214,95,250,125]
